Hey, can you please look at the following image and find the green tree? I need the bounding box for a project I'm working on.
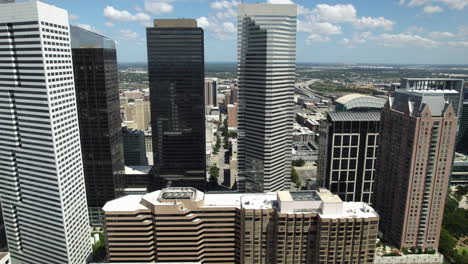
[292,159,306,167]
[209,166,220,187]
[291,167,301,187]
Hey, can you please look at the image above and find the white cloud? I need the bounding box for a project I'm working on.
[197,16,236,40]
[74,24,101,34]
[372,33,439,48]
[343,32,372,47]
[405,26,425,33]
[428,31,456,38]
[144,0,174,15]
[407,0,468,10]
[399,0,407,5]
[211,0,240,9]
[354,17,395,30]
[267,0,294,4]
[103,6,151,26]
[199,0,239,39]
[118,29,145,45]
[306,34,331,43]
[298,20,342,35]
[314,4,357,23]
[448,41,468,47]
[105,22,115,28]
[423,5,444,13]
[69,14,79,21]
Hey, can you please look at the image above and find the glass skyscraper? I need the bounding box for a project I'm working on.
[237,4,297,192]
[146,19,206,190]
[71,26,124,226]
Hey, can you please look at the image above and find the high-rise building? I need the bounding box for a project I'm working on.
[454,76,468,154]
[237,4,297,192]
[204,78,217,106]
[122,127,148,166]
[103,187,378,264]
[375,79,461,250]
[0,1,91,263]
[318,111,381,204]
[147,19,206,190]
[227,103,238,128]
[71,26,124,226]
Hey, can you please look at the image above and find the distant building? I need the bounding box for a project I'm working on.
[334,93,386,112]
[452,153,468,185]
[147,19,206,190]
[204,78,217,106]
[71,25,125,226]
[121,98,151,131]
[227,103,238,129]
[122,127,148,166]
[237,4,297,192]
[123,165,153,192]
[375,79,460,250]
[318,111,381,204]
[103,187,378,263]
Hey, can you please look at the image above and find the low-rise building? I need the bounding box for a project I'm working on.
[103,187,378,264]
[452,152,468,185]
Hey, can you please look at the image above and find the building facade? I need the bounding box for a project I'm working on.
[71,26,124,226]
[375,79,460,250]
[318,112,381,204]
[0,1,91,263]
[205,78,217,106]
[103,187,378,264]
[227,103,238,128]
[237,4,297,192]
[147,19,206,190]
[122,127,148,166]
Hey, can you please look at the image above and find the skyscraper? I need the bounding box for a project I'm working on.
[71,26,124,226]
[147,19,206,190]
[237,4,297,192]
[318,111,381,204]
[0,1,91,263]
[375,79,461,250]
[204,78,217,106]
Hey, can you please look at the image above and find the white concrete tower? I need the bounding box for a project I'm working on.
[0,1,92,263]
[237,4,297,192]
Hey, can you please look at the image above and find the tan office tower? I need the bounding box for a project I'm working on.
[375,79,461,250]
[103,187,378,264]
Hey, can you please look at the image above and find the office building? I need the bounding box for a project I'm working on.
[227,103,238,129]
[237,4,297,192]
[71,26,124,226]
[375,79,460,250]
[103,187,378,264]
[122,127,148,166]
[147,19,206,190]
[204,78,217,106]
[456,82,468,154]
[451,153,468,185]
[0,1,91,263]
[120,98,151,131]
[318,112,381,204]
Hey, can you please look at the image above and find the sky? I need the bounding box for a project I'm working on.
[41,0,468,64]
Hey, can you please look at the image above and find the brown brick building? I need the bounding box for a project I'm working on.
[375,79,460,250]
[103,187,379,263]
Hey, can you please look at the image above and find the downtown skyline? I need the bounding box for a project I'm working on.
[36,0,468,64]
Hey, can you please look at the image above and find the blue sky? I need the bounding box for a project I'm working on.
[43,0,468,64]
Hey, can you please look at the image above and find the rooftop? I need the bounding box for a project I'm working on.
[103,188,378,219]
[124,166,152,175]
[328,111,381,122]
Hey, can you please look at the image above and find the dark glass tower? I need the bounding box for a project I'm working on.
[147,19,206,190]
[71,26,124,225]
